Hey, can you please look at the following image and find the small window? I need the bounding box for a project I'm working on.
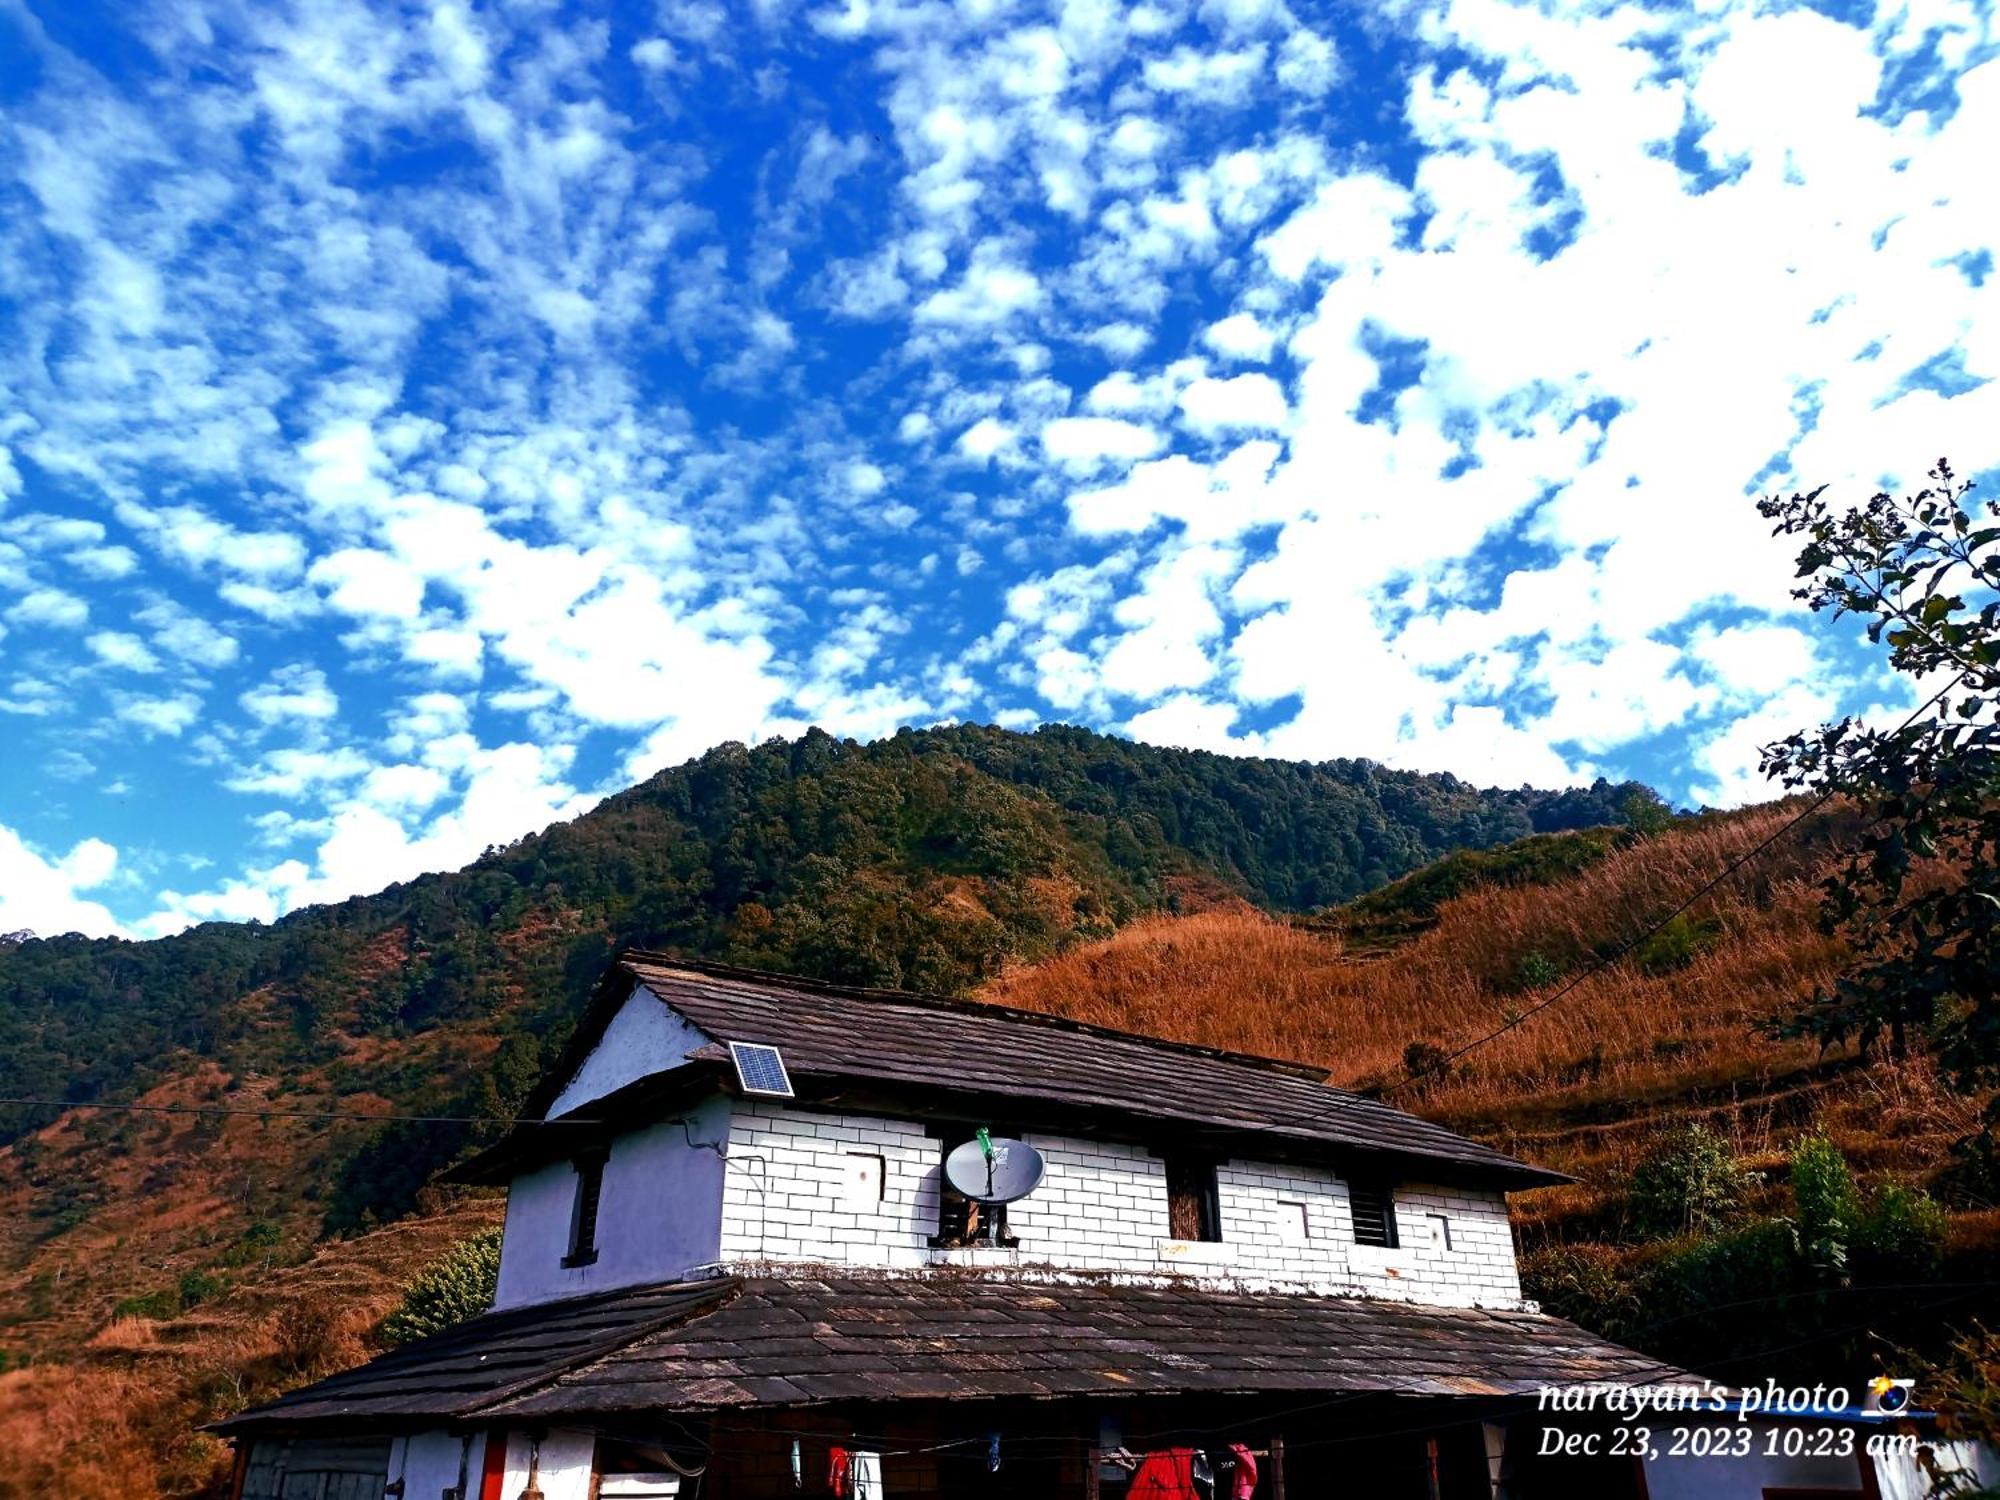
[1164,1155,1221,1243]
[564,1149,608,1267]
[930,1124,1015,1247]
[1348,1179,1399,1249]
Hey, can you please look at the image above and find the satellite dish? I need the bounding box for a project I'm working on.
[945,1136,1046,1204]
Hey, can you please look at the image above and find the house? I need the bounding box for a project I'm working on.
[220,955,1952,1499]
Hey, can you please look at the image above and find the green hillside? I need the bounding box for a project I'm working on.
[0,723,1644,1232]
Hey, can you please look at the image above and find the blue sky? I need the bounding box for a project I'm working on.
[0,0,1994,939]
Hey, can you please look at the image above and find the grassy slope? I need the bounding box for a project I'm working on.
[17,798,1985,1498]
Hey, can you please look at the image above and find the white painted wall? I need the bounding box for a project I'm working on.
[490,1429,598,1500]
[716,1101,1524,1307]
[1642,1421,1869,1499]
[546,985,712,1119]
[388,1430,486,1500]
[494,1094,731,1310]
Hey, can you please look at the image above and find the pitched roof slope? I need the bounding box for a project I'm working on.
[617,956,1560,1187]
[222,1272,1683,1433]
[216,1280,736,1431]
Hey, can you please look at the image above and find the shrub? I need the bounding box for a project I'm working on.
[112,1288,181,1321]
[1629,914,1722,976]
[177,1270,224,1309]
[1401,1041,1452,1086]
[1791,1132,1861,1274]
[380,1229,503,1346]
[1515,952,1563,991]
[1628,1125,1748,1238]
[272,1294,346,1376]
[1519,1243,1646,1338]
[1852,1182,1949,1279]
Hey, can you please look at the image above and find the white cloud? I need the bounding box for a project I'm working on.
[7,587,88,629]
[0,826,123,938]
[1201,313,1278,362]
[240,665,339,724]
[1041,416,1164,470]
[1177,373,1289,432]
[956,417,1017,460]
[86,630,162,672]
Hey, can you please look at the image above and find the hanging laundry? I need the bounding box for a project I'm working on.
[1127,1448,1201,1500]
[988,1433,1002,1473]
[791,1439,802,1490]
[1191,1449,1214,1499]
[850,1450,883,1500]
[829,1446,850,1498]
[1228,1443,1259,1500]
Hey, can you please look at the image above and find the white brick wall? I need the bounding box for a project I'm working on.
[716,1102,1525,1308]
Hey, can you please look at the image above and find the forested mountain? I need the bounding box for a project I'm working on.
[0,723,1644,1231]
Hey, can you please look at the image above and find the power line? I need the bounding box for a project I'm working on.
[1371,673,1966,1101]
[0,1096,597,1126]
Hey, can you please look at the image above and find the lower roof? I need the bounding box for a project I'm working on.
[220,1272,1682,1435]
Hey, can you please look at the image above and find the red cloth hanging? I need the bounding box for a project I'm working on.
[1228,1443,1259,1499]
[1127,1448,1200,1499]
[828,1445,850,1497]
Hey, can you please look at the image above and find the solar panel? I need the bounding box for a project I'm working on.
[729,1040,795,1098]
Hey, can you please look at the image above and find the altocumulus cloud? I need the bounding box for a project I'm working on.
[0,0,1992,936]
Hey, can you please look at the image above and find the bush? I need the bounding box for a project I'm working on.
[1628,1125,1747,1238]
[112,1288,181,1321]
[380,1229,503,1346]
[1629,914,1722,976]
[1519,1243,1647,1338]
[1852,1182,1949,1279]
[177,1270,224,1310]
[1515,952,1563,991]
[272,1294,346,1376]
[1791,1132,1861,1274]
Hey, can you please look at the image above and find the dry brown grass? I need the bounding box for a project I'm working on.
[0,1197,500,1500]
[983,806,1985,1226]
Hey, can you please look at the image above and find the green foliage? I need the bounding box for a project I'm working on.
[177,1269,224,1309]
[1627,1125,1747,1238]
[1541,1134,1953,1378]
[380,1229,503,1346]
[1518,1242,1649,1334]
[217,1220,284,1267]
[1334,825,1630,943]
[1628,914,1723,976]
[1619,786,1675,836]
[1791,1132,1861,1274]
[1759,459,2000,1081]
[1514,951,1564,990]
[114,1287,184,1321]
[0,724,1649,1231]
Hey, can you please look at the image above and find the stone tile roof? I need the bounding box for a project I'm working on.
[221,1272,1682,1434]
[604,957,1562,1188]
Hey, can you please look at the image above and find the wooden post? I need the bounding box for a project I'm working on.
[1270,1434,1287,1500]
[1084,1447,1101,1500]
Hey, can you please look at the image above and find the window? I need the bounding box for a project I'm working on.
[1164,1155,1221,1243]
[564,1149,608,1267]
[1348,1179,1399,1249]
[930,1124,1015,1247]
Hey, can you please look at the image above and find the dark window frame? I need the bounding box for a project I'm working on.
[1348,1178,1400,1249]
[927,1122,1019,1248]
[1162,1152,1223,1243]
[563,1148,610,1268]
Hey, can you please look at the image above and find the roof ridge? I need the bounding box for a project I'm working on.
[622,950,1338,1086]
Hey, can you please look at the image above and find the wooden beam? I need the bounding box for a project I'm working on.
[1270,1434,1287,1500]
